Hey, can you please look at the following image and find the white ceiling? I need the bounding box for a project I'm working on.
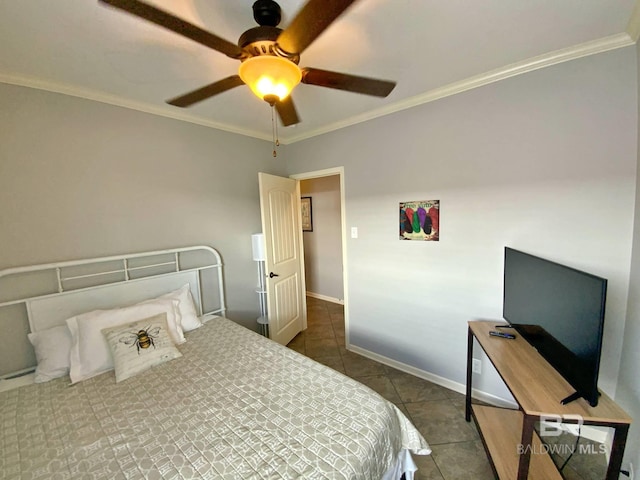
[1,0,638,143]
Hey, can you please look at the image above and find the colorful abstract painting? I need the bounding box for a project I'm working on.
[399,200,439,241]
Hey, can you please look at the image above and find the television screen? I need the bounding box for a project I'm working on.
[503,247,607,407]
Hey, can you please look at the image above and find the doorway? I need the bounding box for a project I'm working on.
[290,167,348,346]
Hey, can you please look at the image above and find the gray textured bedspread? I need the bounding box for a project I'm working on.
[1,317,429,479]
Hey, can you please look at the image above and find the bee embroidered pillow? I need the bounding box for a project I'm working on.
[102,313,182,383]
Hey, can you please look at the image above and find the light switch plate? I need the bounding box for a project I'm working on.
[351,227,358,238]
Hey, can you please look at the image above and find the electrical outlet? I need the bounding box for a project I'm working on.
[472,358,482,374]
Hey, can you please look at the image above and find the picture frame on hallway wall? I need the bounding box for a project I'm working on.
[400,200,439,241]
[301,197,313,232]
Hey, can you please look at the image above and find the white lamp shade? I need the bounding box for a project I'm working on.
[252,233,266,261]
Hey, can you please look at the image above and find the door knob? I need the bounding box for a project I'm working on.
[269,272,279,278]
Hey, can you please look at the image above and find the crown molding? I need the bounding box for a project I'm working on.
[627,0,640,42]
[0,73,272,142]
[281,32,634,144]
[1,30,634,146]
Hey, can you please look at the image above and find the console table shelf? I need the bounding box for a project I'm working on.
[473,405,561,480]
[466,320,631,480]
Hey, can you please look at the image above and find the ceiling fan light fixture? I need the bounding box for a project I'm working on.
[238,55,301,102]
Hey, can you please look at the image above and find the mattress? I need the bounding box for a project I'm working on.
[0,317,430,479]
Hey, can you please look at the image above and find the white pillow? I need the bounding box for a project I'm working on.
[66,298,182,384]
[102,312,182,383]
[158,284,202,332]
[28,325,72,383]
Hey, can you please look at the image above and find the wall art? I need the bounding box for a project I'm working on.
[301,196,313,232]
[399,200,439,241]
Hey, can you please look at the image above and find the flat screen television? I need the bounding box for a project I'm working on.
[502,247,607,407]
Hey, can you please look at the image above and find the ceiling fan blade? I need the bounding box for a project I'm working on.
[167,76,245,107]
[276,0,358,55]
[275,96,300,126]
[301,68,396,97]
[99,0,244,59]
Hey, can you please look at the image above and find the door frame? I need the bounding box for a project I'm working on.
[289,167,349,347]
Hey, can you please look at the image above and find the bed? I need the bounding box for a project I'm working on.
[0,246,430,479]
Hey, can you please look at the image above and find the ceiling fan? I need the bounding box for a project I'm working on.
[99,0,396,127]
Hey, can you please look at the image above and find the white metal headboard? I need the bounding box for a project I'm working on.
[0,246,226,377]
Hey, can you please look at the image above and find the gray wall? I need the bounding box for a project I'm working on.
[0,83,285,374]
[614,41,640,470]
[286,47,637,402]
[300,175,344,302]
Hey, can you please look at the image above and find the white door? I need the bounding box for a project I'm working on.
[258,172,307,345]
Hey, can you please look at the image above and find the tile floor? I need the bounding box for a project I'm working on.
[287,297,608,480]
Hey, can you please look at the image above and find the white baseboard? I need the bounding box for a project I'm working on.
[346,343,610,446]
[561,423,610,444]
[306,292,344,305]
[346,343,517,409]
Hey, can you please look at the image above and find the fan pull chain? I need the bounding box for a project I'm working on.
[271,105,279,157]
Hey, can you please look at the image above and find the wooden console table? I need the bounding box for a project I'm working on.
[466,320,631,480]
